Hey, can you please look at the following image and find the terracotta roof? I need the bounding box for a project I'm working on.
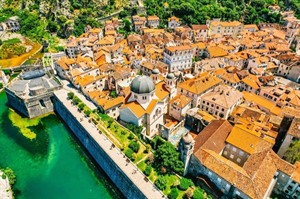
[292,162,300,184]
[148,15,159,20]
[194,120,232,154]
[210,20,242,27]
[155,82,169,100]
[226,124,273,154]
[96,96,124,111]
[191,25,208,30]
[178,72,222,94]
[207,46,228,58]
[170,94,192,108]
[287,117,300,138]
[201,85,242,109]
[168,16,179,22]
[120,101,145,118]
[243,91,282,116]
[165,45,192,52]
[195,144,295,199]
[146,99,159,114]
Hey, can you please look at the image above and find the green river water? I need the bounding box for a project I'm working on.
[0,92,122,199]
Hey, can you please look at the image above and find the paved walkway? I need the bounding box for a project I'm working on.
[55,90,166,199]
[0,171,13,199]
[60,80,97,110]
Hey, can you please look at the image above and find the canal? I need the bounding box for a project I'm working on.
[0,92,122,199]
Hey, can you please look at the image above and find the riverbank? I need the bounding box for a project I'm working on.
[0,170,13,199]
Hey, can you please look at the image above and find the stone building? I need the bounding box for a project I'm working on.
[207,19,243,38]
[164,45,193,73]
[168,16,180,30]
[179,120,300,199]
[5,69,62,118]
[198,84,243,119]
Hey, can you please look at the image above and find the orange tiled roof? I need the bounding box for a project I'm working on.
[178,72,222,94]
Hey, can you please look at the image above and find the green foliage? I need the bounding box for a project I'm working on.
[144,165,152,176]
[144,0,286,25]
[2,167,16,186]
[67,92,75,100]
[110,90,117,98]
[84,109,91,117]
[179,177,190,191]
[125,148,134,159]
[155,175,167,191]
[151,136,166,150]
[128,133,135,140]
[72,96,81,105]
[0,40,2,46]
[168,188,179,199]
[154,142,184,175]
[0,83,3,89]
[0,38,26,59]
[125,123,143,135]
[129,141,140,153]
[193,188,204,199]
[78,102,85,111]
[284,139,300,164]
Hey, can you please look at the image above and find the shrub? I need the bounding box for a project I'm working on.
[193,188,204,199]
[110,90,117,98]
[84,109,91,117]
[0,83,3,89]
[78,102,85,111]
[72,96,81,105]
[179,178,190,191]
[144,165,152,176]
[155,176,167,191]
[131,153,137,161]
[168,188,179,199]
[128,133,135,140]
[129,141,140,153]
[125,148,134,159]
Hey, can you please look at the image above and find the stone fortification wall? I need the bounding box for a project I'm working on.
[53,96,153,199]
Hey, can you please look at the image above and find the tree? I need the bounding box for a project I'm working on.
[129,141,140,153]
[154,142,184,175]
[78,103,85,111]
[0,39,2,46]
[179,177,190,191]
[110,90,117,98]
[144,165,152,176]
[155,176,167,191]
[84,109,91,117]
[284,140,300,164]
[192,188,204,199]
[72,96,81,105]
[168,188,179,199]
[125,148,134,159]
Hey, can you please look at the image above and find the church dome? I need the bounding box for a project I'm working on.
[130,75,155,94]
[152,68,160,74]
[166,73,175,79]
[182,133,193,144]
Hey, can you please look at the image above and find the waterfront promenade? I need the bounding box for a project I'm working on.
[0,171,13,199]
[54,89,165,199]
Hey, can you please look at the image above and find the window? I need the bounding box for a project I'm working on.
[232,147,237,152]
[208,171,212,176]
[230,154,234,159]
[237,158,241,163]
[239,151,244,155]
[217,178,221,183]
[223,151,228,155]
